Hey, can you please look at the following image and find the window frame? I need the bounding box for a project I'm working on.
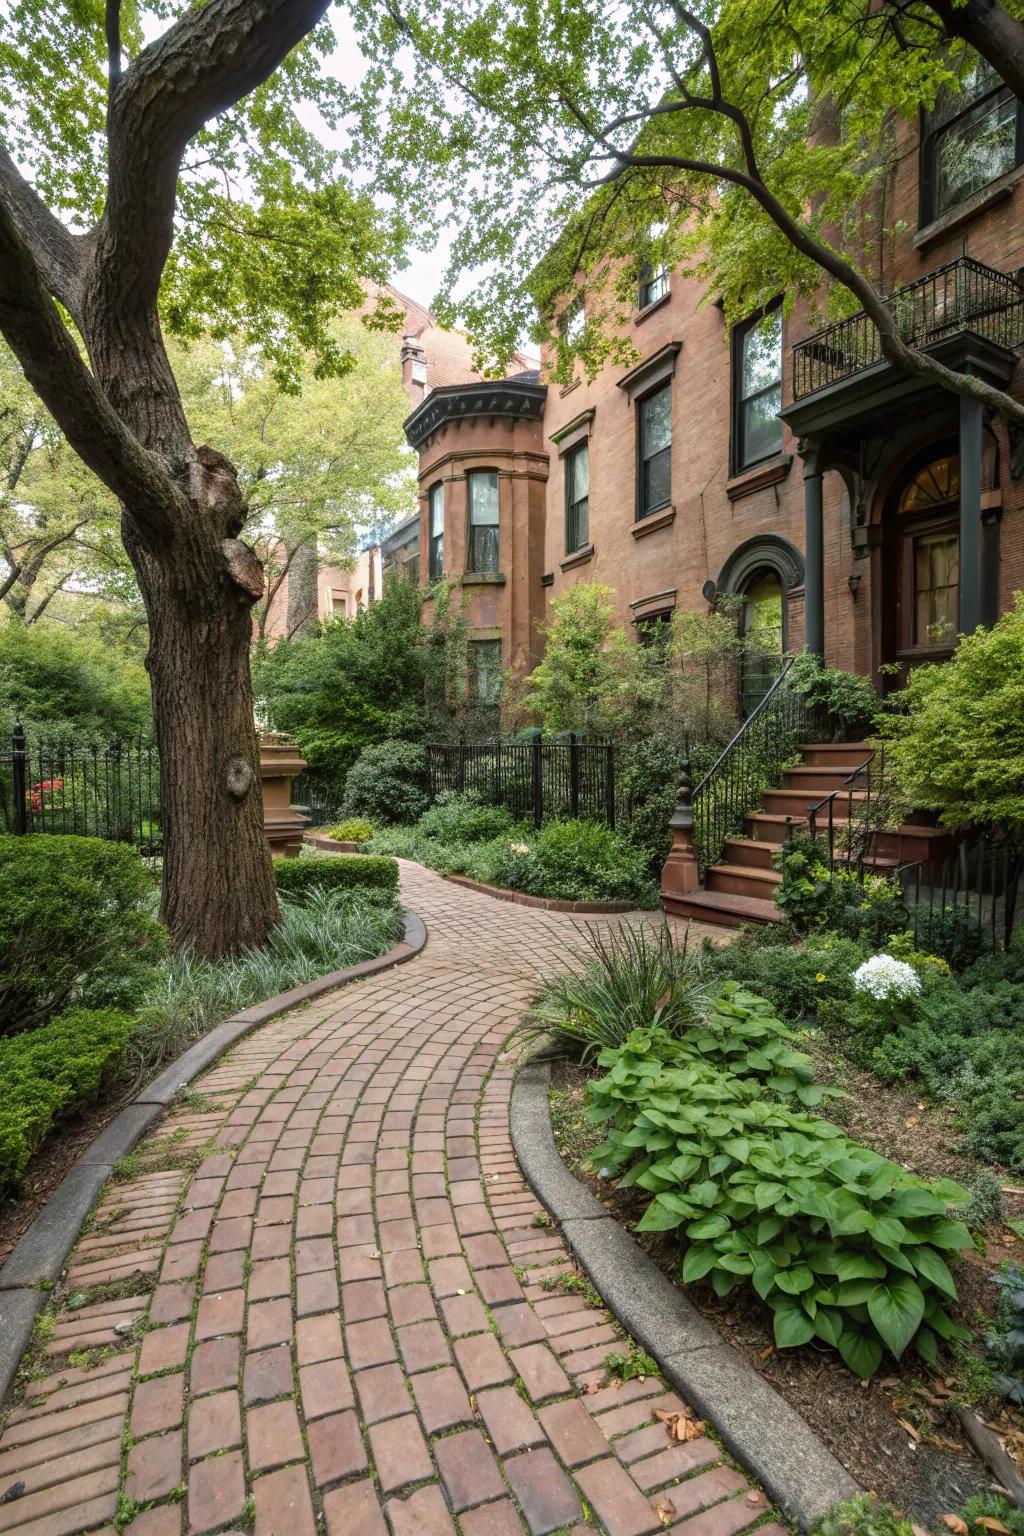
[635,381,673,523]
[466,469,501,574]
[564,441,590,554]
[731,301,783,476]
[428,481,445,581]
[638,263,669,311]
[919,65,1024,225]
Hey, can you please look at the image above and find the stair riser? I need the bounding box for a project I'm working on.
[798,745,876,768]
[783,768,870,792]
[741,814,950,866]
[761,789,867,816]
[663,894,777,928]
[743,815,799,845]
[706,869,780,900]
[722,840,776,870]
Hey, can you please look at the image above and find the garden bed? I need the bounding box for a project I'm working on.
[548,1054,1024,1526]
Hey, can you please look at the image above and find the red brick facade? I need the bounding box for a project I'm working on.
[404,107,1024,694]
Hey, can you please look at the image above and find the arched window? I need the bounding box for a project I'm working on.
[428,482,444,580]
[890,453,960,657]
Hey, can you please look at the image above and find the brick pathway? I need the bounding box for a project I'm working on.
[0,862,785,1536]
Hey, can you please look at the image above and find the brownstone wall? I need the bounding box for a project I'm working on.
[410,113,1024,689]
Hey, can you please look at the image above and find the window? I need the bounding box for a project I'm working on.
[913,531,959,647]
[565,443,589,553]
[639,264,669,310]
[921,56,1022,222]
[470,638,502,703]
[428,482,444,580]
[467,471,500,572]
[637,384,672,519]
[733,308,783,471]
[411,359,428,384]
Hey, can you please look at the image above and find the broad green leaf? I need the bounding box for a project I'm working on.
[773,1302,815,1349]
[813,1308,843,1347]
[835,1254,886,1282]
[867,1277,925,1359]
[838,1328,883,1380]
[686,1213,731,1241]
[681,1245,718,1283]
[910,1246,956,1299]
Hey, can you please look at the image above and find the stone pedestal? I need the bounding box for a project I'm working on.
[260,733,311,857]
[660,765,700,903]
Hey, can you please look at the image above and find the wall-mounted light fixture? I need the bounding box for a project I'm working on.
[847,573,862,600]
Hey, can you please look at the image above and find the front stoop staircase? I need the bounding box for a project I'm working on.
[662,741,951,929]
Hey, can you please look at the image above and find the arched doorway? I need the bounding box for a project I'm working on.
[882,447,960,682]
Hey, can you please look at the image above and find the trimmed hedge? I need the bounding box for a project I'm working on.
[0,1008,135,1188]
[274,853,399,896]
[0,834,164,1036]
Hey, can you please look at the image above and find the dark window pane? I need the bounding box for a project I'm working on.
[643,445,671,516]
[468,524,499,573]
[742,385,782,465]
[639,267,669,308]
[936,88,1016,212]
[640,386,672,458]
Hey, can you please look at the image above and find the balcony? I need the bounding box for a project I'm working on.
[791,257,1024,401]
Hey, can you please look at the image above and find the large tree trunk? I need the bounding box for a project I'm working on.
[129,512,280,957]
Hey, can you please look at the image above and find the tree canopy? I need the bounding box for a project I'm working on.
[349,0,1024,418]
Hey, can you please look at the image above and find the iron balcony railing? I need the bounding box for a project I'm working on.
[792,257,1024,400]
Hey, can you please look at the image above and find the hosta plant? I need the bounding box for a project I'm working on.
[586,1019,972,1379]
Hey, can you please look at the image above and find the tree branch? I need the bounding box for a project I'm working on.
[106,0,123,94]
[98,0,332,316]
[0,196,184,542]
[0,146,85,315]
[911,0,1024,102]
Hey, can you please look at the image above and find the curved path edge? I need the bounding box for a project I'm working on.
[0,909,427,1401]
[510,1055,861,1531]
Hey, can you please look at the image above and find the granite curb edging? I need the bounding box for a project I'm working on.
[0,909,427,1404]
[510,1055,861,1531]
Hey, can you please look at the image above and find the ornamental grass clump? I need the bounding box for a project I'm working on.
[586,1009,972,1380]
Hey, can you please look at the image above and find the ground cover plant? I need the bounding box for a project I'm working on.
[0,834,403,1195]
[367,791,658,906]
[586,1013,972,1379]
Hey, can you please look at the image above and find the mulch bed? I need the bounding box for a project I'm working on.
[550,1055,1024,1527]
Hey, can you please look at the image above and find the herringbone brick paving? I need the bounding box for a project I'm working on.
[0,862,785,1536]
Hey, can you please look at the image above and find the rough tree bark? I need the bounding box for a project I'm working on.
[0,0,332,956]
[286,540,320,637]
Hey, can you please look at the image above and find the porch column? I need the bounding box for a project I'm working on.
[959,393,982,637]
[801,440,825,657]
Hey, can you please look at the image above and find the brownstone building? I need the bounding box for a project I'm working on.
[404,61,1024,708]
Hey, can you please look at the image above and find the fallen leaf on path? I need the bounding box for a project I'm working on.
[973,1520,1011,1533]
[654,1409,705,1442]
[898,1419,921,1441]
[654,1498,676,1526]
[941,1516,968,1534]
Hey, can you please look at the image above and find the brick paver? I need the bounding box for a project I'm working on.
[0,862,774,1536]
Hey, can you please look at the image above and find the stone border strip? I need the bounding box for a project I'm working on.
[0,909,427,1404]
[510,1055,861,1531]
[304,832,360,852]
[443,873,635,913]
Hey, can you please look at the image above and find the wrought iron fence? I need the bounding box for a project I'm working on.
[901,833,1023,954]
[426,737,620,829]
[692,658,826,877]
[792,257,1024,399]
[0,723,162,854]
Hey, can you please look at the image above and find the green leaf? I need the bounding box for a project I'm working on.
[681,1245,718,1283]
[835,1254,886,1282]
[754,1182,785,1210]
[869,1217,907,1248]
[686,1213,731,1241]
[773,1302,815,1349]
[775,1264,815,1295]
[867,1277,925,1359]
[637,1198,687,1233]
[910,1246,956,1299]
[914,1326,938,1366]
[838,1328,883,1380]
[888,1188,948,1220]
[813,1308,843,1347]
[756,1216,784,1245]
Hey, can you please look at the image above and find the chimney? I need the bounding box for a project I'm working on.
[400,334,428,404]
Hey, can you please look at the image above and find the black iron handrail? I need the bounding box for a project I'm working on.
[897,832,1023,952]
[692,657,826,877]
[805,752,880,869]
[792,257,1024,399]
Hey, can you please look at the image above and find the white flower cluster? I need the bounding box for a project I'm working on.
[853,953,922,1003]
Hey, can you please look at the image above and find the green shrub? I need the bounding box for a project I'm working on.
[773,833,909,946]
[274,853,398,895]
[417,790,515,844]
[132,888,403,1074]
[0,1008,135,1188]
[708,929,865,1020]
[959,1492,1024,1536]
[809,1496,915,1536]
[328,818,373,844]
[588,1020,972,1379]
[524,922,716,1061]
[343,740,429,824]
[0,835,164,1035]
[982,1264,1024,1405]
[787,652,879,740]
[494,819,658,906]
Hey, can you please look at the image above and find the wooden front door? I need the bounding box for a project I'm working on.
[883,452,960,685]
